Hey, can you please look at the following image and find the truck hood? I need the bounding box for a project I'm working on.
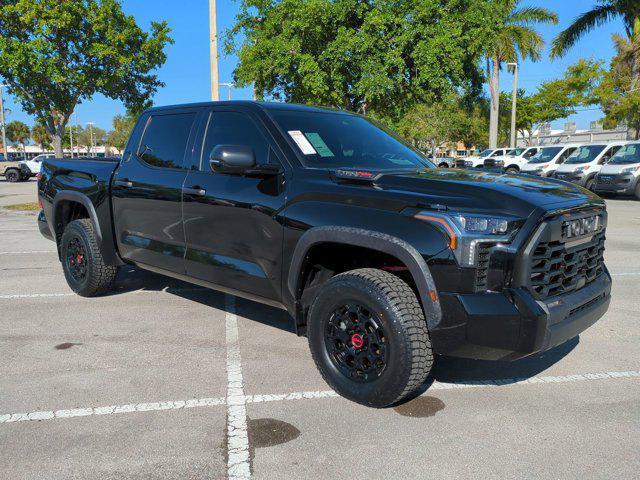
[374,169,603,217]
[600,162,639,174]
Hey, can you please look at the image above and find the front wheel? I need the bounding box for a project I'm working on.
[307,268,433,407]
[5,169,20,183]
[635,182,640,200]
[60,219,118,297]
[438,163,449,168]
[585,178,594,191]
[505,167,519,175]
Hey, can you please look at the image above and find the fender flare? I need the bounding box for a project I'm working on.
[51,191,103,244]
[287,226,442,329]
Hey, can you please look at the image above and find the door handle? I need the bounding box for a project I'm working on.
[114,179,133,188]
[183,186,206,196]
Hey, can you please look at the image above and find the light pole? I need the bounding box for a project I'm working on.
[69,112,74,158]
[220,82,234,100]
[507,62,518,149]
[209,0,220,101]
[0,84,7,159]
[87,122,95,156]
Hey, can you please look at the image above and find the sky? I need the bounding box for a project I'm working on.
[1,0,626,134]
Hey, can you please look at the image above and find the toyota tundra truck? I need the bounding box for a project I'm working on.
[37,101,612,407]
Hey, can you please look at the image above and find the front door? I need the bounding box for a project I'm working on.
[112,109,199,273]
[182,108,288,302]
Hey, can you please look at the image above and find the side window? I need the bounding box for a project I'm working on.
[557,148,575,164]
[601,145,621,164]
[524,148,537,159]
[201,111,271,170]
[138,113,196,169]
[491,150,502,157]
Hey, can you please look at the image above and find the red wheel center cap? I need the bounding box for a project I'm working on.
[76,254,83,263]
[351,333,364,349]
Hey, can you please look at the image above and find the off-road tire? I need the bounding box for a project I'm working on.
[5,169,20,183]
[60,219,118,297]
[307,268,433,407]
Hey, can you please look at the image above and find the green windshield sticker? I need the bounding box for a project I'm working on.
[304,132,334,157]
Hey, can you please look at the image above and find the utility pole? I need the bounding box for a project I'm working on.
[69,112,74,158]
[220,82,234,100]
[209,0,220,101]
[87,122,95,156]
[507,62,518,149]
[75,112,80,157]
[0,84,7,159]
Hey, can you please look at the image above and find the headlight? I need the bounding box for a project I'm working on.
[621,166,640,174]
[414,211,523,266]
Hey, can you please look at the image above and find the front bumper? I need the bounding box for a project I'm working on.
[593,173,638,195]
[431,271,612,360]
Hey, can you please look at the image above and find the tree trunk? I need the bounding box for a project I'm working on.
[52,133,63,158]
[21,143,26,160]
[488,56,500,149]
[631,18,640,91]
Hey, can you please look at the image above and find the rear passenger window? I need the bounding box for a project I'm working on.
[201,111,271,169]
[138,113,196,169]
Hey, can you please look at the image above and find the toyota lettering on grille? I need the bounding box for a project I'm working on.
[563,215,603,239]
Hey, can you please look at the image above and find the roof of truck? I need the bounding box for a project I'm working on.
[145,100,348,115]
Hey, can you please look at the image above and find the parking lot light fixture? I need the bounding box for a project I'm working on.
[507,62,518,149]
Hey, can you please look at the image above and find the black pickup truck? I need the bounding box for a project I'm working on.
[37,101,611,407]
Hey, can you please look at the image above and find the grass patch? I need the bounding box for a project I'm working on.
[5,202,40,211]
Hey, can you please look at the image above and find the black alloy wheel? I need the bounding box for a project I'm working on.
[65,236,88,282]
[325,303,389,383]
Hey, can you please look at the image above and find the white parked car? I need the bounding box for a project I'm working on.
[20,153,55,177]
[484,147,540,173]
[593,142,640,199]
[519,144,580,177]
[454,148,509,168]
[553,141,627,190]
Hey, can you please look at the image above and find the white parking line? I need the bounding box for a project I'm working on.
[0,250,56,255]
[1,370,638,426]
[224,295,251,480]
[611,272,640,276]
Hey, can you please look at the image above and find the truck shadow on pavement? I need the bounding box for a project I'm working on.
[108,266,579,382]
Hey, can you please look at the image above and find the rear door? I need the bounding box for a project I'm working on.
[112,109,200,273]
[182,107,288,302]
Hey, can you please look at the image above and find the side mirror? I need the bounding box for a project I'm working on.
[210,145,256,173]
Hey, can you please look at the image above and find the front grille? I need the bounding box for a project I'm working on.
[484,159,503,168]
[529,231,606,299]
[475,243,491,291]
[455,160,466,168]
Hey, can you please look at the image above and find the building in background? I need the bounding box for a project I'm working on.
[519,121,630,147]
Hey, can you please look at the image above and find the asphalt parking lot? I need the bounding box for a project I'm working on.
[0,178,639,480]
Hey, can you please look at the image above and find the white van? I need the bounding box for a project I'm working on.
[455,148,509,168]
[553,141,627,190]
[593,142,640,199]
[484,146,540,173]
[519,144,580,177]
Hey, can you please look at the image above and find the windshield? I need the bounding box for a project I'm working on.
[477,149,494,157]
[609,143,640,165]
[528,146,563,163]
[564,145,606,164]
[270,110,432,170]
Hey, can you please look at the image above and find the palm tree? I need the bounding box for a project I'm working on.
[486,2,558,148]
[552,1,640,89]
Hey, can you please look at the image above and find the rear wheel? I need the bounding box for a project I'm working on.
[60,219,118,297]
[5,169,20,183]
[307,268,433,407]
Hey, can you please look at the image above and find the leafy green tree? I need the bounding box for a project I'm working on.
[227,0,507,121]
[551,1,640,89]
[31,123,52,152]
[484,1,557,148]
[398,98,456,157]
[0,0,172,157]
[6,120,30,159]
[107,112,138,150]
